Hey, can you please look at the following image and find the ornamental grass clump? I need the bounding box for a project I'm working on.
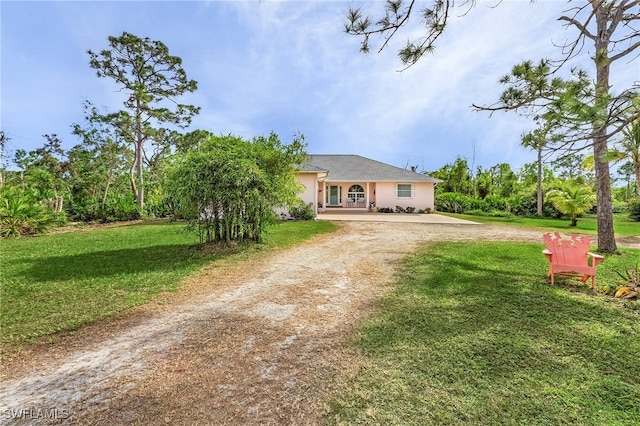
[614,262,640,300]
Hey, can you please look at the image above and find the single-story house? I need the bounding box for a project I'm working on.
[297,154,441,216]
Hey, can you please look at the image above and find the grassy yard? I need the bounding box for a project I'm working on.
[0,220,336,352]
[327,242,640,425]
[443,213,640,238]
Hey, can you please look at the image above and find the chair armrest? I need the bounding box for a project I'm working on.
[588,252,605,267]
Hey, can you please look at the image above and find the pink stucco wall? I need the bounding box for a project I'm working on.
[297,173,318,206]
[375,182,436,210]
[295,173,436,212]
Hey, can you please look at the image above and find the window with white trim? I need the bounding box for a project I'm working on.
[396,183,413,198]
[347,184,366,206]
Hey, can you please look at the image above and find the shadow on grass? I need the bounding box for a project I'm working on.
[344,242,640,424]
[23,243,221,281]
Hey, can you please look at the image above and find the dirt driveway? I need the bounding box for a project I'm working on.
[1,219,637,425]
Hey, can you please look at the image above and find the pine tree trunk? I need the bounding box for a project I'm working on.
[129,155,138,204]
[593,9,617,253]
[536,147,543,216]
[135,104,145,211]
[136,139,144,210]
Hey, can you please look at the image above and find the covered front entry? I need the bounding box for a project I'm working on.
[323,182,375,209]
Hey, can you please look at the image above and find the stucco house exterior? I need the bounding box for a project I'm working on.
[297,155,441,216]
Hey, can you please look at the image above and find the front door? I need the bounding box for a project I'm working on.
[328,185,341,206]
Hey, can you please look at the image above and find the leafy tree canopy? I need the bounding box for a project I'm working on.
[88,32,200,210]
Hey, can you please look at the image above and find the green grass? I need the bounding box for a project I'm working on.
[327,242,640,425]
[0,219,336,351]
[444,213,640,238]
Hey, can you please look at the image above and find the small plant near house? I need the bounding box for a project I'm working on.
[614,262,640,300]
[378,207,394,213]
[289,203,315,221]
[395,205,406,213]
[405,206,416,213]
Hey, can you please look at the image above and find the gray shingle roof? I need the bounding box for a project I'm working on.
[301,155,441,183]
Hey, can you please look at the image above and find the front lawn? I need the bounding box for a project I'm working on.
[0,220,336,352]
[327,242,640,425]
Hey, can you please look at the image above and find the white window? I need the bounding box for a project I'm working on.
[396,183,413,198]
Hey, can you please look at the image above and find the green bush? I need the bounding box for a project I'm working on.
[102,194,141,222]
[612,199,627,214]
[435,192,488,213]
[289,203,315,220]
[0,187,58,238]
[484,194,508,211]
[628,197,640,221]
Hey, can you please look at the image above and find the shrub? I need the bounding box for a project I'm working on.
[102,194,141,222]
[505,191,561,218]
[0,187,57,238]
[396,205,406,213]
[612,199,627,214]
[435,192,465,213]
[484,194,508,211]
[628,197,640,221]
[405,206,416,213]
[378,207,394,213]
[289,203,315,221]
[435,192,488,214]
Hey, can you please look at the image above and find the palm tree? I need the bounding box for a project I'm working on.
[546,182,597,227]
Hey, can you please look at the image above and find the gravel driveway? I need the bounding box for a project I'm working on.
[1,218,637,425]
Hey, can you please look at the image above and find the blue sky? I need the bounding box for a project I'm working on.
[2,1,637,173]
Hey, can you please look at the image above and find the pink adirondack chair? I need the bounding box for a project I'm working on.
[542,232,604,288]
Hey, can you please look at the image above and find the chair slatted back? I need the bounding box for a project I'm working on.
[543,232,590,267]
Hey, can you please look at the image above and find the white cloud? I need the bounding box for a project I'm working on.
[2,0,638,174]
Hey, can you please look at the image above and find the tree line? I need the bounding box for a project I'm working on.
[0,33,306,242]
[4,0,640,250]
[429,154,639,227]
